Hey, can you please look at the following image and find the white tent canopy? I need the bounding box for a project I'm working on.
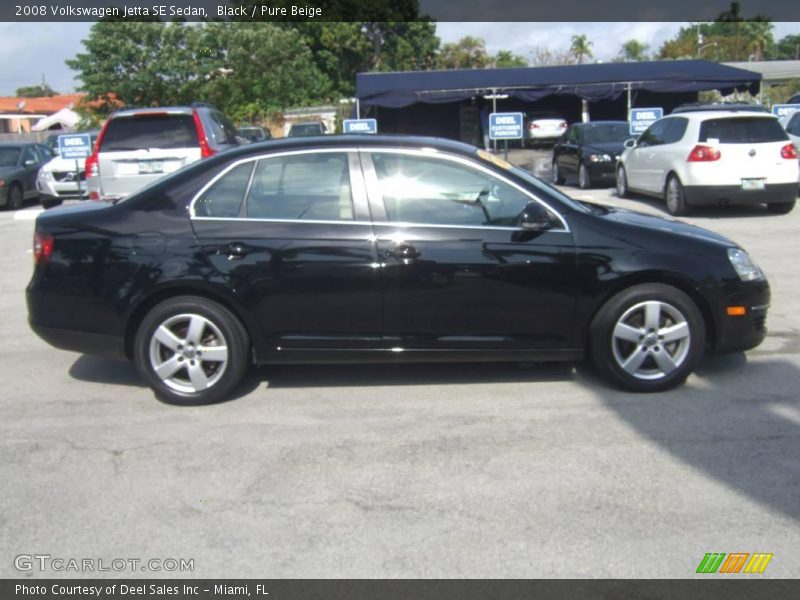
[32,106,79,131]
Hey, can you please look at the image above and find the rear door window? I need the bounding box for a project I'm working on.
[698,117,788,144]
[245,152,354,221]
[662,117,688,144]
[637,120,668,147]
[207,111,239,146]
[100,114,199,151]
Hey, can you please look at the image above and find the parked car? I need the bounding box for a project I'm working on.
[28,135,770,404]
[786,93,800,105]
[237,126,271,143]
[525,112,567,146]
[0,142,53,210]
[36,130,100,208]
[779,111,800,151]
[287,122,326,137]
[616,107,798,216]
[552,121,630,189]
[86,104,240,202]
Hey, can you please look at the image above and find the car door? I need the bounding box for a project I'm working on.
[625,120,667,193]
[361,148,580,356]
[556,126,580,177]
[190,148,382,359]
[649,117,689,192]
[20,145,44,198]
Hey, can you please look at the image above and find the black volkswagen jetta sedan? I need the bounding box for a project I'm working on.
[27,135,769,404]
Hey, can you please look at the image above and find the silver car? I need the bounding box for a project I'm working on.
[86,104,240,202]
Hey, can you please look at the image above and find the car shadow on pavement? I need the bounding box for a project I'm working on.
[578,351,800,522]
[610,190,788,220]
[258,361,576,389]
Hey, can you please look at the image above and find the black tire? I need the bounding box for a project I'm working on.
[134,295,250,405]
[41,197,62,209]
[590,283,705,393]
[665,174,689,216]
[552,160,565,184]
[578,162,592,189]
[766,199,795,214]
[6,183,23,210]
[615,165,629,198]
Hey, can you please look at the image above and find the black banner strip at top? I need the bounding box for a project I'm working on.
[3,0,800,22]
[3,580,800,600]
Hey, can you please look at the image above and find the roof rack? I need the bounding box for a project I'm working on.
[671,102,769,114]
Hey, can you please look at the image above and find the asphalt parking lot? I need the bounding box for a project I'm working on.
[2,176,800,578]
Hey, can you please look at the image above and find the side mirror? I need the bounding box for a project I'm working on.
[624,138,637,149]
[521,202,553,232]
[25,159,37,167]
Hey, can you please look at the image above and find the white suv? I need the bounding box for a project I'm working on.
[616,106,799,215]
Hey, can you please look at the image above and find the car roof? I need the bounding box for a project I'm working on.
[671,110,778,121]
[110,106,197,117]
[212,134,481,161]
[0,142,38,148]
[574,120,628,127]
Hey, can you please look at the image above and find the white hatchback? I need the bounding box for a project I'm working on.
[616,108,799,215]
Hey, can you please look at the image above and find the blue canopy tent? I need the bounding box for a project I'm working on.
[355,60,761,143]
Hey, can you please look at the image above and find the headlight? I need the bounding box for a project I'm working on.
[40,170,54,181]
[588,153,612,162]
[727,248,764,281]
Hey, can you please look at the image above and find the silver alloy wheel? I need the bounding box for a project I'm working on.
[148,313,229,394]
[666,178,681,213]
[611,300,691,381]
[579,163,588,188]
[552,162,560,183]
[616,166,627,197]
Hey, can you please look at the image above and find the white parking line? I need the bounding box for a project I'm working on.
[14,209,43,221]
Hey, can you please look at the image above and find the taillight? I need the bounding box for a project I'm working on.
[193,110,215,158]
[85,153,99,178]
[687,144,721,162]
[529,123,539,129]
[560,122,567,128]
[33,232,54,264]
[781,143,798,159]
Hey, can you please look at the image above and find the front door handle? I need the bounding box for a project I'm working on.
[390,244,421,261]
[224,242,249,260]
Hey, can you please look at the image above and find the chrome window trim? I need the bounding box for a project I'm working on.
[189,147,362,219]
[359,147,571,233]
[191,216,375,227]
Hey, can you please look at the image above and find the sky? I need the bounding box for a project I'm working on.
[0,21,798,96]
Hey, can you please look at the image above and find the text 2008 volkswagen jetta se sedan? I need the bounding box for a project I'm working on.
[27,135,769,404]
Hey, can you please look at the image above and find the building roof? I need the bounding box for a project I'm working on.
[356,60,761,108]
[723,60,800,82]
[0,94,85,114]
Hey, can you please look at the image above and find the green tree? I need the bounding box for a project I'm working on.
[770,34,800,60]
[437,36,489,69]
[617,40,649,62]
[16,83,59,97]
[492,50,528,68]
[569,34,593,64]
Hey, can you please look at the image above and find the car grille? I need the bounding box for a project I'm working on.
[753,314,766,331]
[52,171,86,183]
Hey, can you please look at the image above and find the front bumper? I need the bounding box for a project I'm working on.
[36,176,88,199]
[714,279,770,353]
[684,183,798,206]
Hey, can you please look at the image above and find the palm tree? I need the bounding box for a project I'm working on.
[618,39,649,62]
[570,34,593,64]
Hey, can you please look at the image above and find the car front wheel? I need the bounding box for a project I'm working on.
[134,296,250,405]
[590,283,705,392]
[615,165,628,198]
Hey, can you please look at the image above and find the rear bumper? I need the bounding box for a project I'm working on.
[684,183,798,206]
[29,321,127,361]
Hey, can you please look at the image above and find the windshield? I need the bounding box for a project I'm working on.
[582,123,630,144]
[0,148,21,167]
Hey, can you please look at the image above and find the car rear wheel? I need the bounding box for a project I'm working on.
[766,199,795,214]
[552,160,565,184]
[578,162,592,189]
[590,283,705,392]
[7,183,23,210]
[134,296,250,405]
[615,165,628,198]
[665,175,689,216]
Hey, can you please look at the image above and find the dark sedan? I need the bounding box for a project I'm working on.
[27,136,769,405]
[0,142,53,210]
[552,121,630,189]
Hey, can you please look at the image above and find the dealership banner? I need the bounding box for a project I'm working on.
[3,0,800,22]
[2,580,800,599]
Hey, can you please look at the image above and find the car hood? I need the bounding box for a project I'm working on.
[588,203,736,247]
[41,156,85,172]
[583,142,625,156]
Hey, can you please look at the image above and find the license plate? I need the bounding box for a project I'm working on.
[741,178,765,191]
[138,160,163,175]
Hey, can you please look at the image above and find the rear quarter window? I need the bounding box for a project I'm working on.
[100,114,199,151]
[698,117,788,144]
